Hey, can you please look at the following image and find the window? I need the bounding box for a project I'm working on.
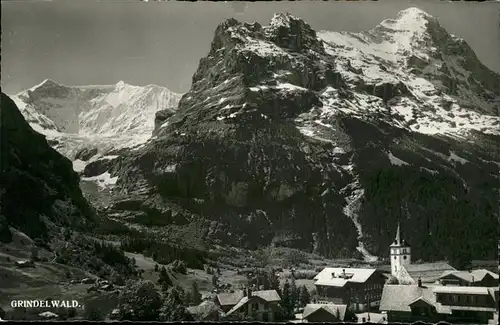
[394,256,397,260]
[403,249,407,254]
[403,255,407,260]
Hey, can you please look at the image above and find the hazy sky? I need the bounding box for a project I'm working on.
[2,0,499,94]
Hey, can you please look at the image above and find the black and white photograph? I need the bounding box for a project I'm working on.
[1,0,499,323]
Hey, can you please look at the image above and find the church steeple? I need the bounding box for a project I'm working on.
[390,222,411,279]
[395,222,401,245]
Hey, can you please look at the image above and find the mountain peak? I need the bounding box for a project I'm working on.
[269,12,297,28]
[116,80,128,89]
[34,78,62,89]
[396,7,433,21]
[378,7,436,34]
[265,12,324,54]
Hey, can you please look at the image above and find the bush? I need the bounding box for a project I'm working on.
[291,270,317,280]
[171,260,187,274]
[83,296,105,321]
[117,280,162,321]
[67,307,77,318]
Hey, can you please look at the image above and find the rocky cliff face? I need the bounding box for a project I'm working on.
[102,9,498,263]
[0,92,95,243]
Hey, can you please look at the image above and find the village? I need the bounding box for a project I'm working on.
[181,224,499,324]
[1,224,498,323]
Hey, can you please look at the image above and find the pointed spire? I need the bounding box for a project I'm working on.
[395,222,401,245]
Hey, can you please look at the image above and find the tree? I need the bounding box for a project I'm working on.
[290,277,298,309]
[281,279,293,318]
[158,266,172,291]
[298,285,311,307]
[117,280,162,321]
[160,286,193,321]
[211,273,218,287]
[0,216,12,243]
[83,295,104,321]
[190,281,202,306]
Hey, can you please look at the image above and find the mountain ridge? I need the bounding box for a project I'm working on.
[100,8,498,264]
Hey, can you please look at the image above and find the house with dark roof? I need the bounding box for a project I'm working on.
[301,303,347,322]
[438,269,499,287]
[223,289,282,322]
[389,223,456,284]
[313,267,386,312]
[380,281,498,324]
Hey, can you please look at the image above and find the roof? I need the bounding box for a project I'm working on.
[487,287,498,303]
[380,284,497,315]
[314,268,377,287]
[439,269,499,283]
[448,305,497,312]
[303,303,347,321]
[216,291,244,306]
[225,296,250,317]
[432,286,491,295]
[380,285,421,312]
[224,290,281,317]
[403,262,456,283]
[408,296,435,307]
[252,290,281,302]
[380,285,441,313]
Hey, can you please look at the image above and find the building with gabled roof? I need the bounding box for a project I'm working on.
[380,281,498,323]
[438,269,499,287]
[302,303,347,322]
[223,289,282,322]
[313,267,386,312]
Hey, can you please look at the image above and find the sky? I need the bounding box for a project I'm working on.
[2,0,499,94]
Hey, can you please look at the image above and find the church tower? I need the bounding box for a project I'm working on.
[390,222,411,278]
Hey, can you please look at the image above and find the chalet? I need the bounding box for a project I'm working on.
[313,267,386,312]
[215,291,244,313]
[302,303,347,322]
[380,280,499,324]
[186,300,222,321]
[223,289,282,322]
[438,269,499,287]
[390,223,456,284]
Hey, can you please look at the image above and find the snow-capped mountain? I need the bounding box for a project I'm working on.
[11,79,182,172]
[317,8,499,138]
[80,9,500,263]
